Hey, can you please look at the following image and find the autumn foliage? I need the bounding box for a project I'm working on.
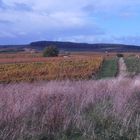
[0,56,103,83]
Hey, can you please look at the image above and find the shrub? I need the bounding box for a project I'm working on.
[117,53,124,58]
[43,45,59,57]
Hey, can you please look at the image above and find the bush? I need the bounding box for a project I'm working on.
[117,53,124,58]
[43,45,59,57]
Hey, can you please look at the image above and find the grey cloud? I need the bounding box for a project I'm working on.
[0,0,6,9]
[112,36,140,45]
[0,1,33,12]
[82,4,96,14]
[0,19,13,24]
[13,3,33,11]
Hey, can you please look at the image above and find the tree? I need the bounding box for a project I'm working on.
[43,45,59,57]
[117,53,124,58]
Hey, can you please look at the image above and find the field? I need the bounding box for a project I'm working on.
[1,0,140,139]
[0,52,127,63]
[0,55,103,83]
[125,56,140,75]
[0,78,139,140]
[0,52,139,140]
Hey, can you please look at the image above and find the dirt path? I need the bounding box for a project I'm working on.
[118,57,128,78]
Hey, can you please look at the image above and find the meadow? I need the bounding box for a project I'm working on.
[0,78,139,140]
[0,56,103,83]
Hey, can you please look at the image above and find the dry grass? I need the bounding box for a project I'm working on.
[0,56,103,83]
[0,52,41,59]
[0,53,102,63]
[0,77,139,140]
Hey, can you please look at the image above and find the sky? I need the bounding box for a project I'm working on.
[0,0,140,45]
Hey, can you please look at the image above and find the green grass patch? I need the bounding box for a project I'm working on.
[125,57,140,75]
[95,58,118,79]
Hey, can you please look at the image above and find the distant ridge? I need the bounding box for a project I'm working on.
[30,41,140,52]
[0,41,140,52]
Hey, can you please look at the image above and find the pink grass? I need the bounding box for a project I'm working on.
[0,77,139,139]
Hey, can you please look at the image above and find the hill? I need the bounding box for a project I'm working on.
[30,41,140,52]
[0,41,140,53]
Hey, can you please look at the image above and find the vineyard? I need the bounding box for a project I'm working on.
[0,56,103,83]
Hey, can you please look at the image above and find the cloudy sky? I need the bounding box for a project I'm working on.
[0,0,140,45]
